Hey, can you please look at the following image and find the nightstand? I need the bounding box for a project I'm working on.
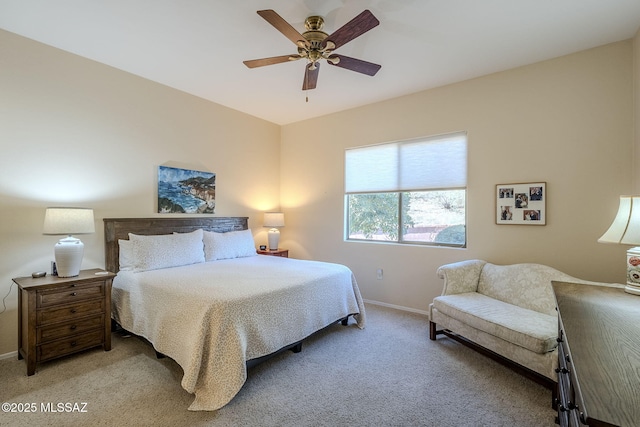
[13,268,115,376]
[257,248,289,258]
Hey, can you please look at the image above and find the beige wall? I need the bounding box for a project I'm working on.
[0,29,636,356]
[634,28,640,191]
[0,30,281,355]
[281,40,634,313]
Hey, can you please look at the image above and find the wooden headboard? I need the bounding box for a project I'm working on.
[104,217,249,273]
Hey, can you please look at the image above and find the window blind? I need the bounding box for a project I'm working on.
[345,132,467,193]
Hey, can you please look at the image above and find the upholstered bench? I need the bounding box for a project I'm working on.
[428,260,602,389]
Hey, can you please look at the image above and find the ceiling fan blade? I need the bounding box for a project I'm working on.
[243,55,301,68]
[257,10,308,47]
[302,63,320,90]
[323,10,379,50]
[328,54,381,76]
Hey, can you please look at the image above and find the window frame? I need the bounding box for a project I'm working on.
[344,132,467,248]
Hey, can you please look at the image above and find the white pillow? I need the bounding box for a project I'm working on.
[118,239,134,271]
[129,229,204,272]
[203,229,257,261]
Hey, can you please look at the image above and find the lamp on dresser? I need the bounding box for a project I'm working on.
[263,212,284,250]
[598,195,640,295]
[43,207,95,277]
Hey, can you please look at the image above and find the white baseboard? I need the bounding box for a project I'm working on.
[0,350,17,360]
[363,299,429,316]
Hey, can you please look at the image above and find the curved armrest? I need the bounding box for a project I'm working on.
[436,259,486,295]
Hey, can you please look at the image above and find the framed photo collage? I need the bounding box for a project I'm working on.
[496,182,546,225]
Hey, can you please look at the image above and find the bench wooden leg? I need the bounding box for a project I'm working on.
[429,321,437,340]
[290,342,302,353]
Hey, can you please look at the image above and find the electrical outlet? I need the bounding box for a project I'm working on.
[376,268,383,280]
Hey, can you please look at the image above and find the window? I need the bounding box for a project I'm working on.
[345,132,467,247]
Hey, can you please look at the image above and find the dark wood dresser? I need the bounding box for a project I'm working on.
[13,269,115,375]
[552,281,640,427]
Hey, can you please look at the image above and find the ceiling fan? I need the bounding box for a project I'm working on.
[243,9,381,90]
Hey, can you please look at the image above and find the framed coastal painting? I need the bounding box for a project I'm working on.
[157,166,216,214]
[496,182,546,225]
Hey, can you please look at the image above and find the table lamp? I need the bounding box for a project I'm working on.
[263,212,284,250]
[598,195,640,295]
[43,207,95,277]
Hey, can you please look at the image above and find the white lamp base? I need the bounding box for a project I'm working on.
[267,228,280,250]
[625,247,640,296]
[625,284,640,295]
[54,236,84,277]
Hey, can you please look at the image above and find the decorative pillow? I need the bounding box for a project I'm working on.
[118,239,134,271]
[203,229,257,261]
[129,229,205,272]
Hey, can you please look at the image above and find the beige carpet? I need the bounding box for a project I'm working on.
[0,304,556,427]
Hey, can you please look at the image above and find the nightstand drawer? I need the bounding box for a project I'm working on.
[38,329,104,362]
[38,282,104,307]
[38,299,104,325]
[38,314,105,342]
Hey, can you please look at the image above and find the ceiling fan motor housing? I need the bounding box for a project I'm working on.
[300,16,334,67]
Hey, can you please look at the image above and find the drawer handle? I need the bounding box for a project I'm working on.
[70,284,77,287]
[70,325,77,330]
[70,309,77,314]
[70,341,77,347]
[70,292,77,296]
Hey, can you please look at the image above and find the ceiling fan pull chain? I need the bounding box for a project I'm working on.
[305,63,309,102]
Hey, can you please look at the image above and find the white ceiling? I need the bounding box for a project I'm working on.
[1,0,640,125]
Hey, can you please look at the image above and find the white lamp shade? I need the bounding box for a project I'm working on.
[263,212,285,228]
[43,208,95,235]
[598,196,640,245]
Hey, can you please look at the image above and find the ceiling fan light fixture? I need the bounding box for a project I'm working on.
[326,56,340,65]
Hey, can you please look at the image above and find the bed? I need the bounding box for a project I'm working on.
[104,217,365,411]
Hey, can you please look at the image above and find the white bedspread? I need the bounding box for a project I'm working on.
[111,255,365,411]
